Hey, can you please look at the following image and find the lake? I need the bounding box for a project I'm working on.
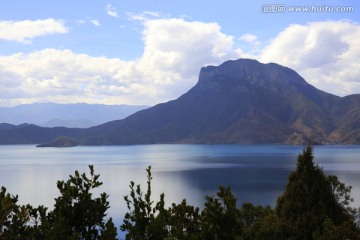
[1,144,360,237]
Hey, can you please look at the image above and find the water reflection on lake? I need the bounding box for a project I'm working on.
[1,144,360,236]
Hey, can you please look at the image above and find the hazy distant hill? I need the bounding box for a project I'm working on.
[41,119,98,128]
[3,58,360,146]
[0,103,149,128]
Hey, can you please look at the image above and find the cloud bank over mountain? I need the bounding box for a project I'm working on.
[260,20,360,96]
[0,16,359,106]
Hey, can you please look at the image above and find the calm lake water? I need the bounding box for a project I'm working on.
[1,144,360,236]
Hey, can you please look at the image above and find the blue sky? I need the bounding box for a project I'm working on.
[0,0,359,106]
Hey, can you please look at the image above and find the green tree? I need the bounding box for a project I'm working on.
[200,186,240,240]
[253,211,284,240]
[312,217,360,240]
[40,165,117,239]
[327,175,353,209]
[121,166,169,240]
[0,186,31,239]
[237,202,274,240]
[167,199,201,240]
[275,145,358,240]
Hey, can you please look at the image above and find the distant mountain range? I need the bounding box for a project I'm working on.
[0,103,149,128]
[2,58,360,146]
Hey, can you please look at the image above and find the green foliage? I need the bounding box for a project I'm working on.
[1,166,117,239]
[237,202,274,240]
[167,199,201,239]
[121,166,169,240]
[101,218,118,240]
[0,186,31,239]
[201,186,240,240]
[327,175,354,208]
[276,145,357,239]
[41,165,117,239]
[121,171,243,240]
[252,211,284,240]
[312,217,360,240]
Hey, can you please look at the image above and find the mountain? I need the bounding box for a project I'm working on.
[41,119,98,128]
[0,124,83,145]
[0,123,16,130]
[81,58,338,145]
[2,58,360,146]
[0,103,149,127]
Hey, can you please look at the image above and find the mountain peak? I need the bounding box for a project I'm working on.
[198,58,308,89]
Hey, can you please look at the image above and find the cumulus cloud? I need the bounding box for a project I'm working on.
[0,18,241,106]
[91,20,101,27]
[2,18,359,107]
[106,4,119,18]
[0,19,68,44]
[239,33,262,56]
[0,49,137,105]
[260,20,360,96]
[240,34,258,44]
[138,18,238,96]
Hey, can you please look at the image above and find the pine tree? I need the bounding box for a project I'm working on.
[275,145,357,239]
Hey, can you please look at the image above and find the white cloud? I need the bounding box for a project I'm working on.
[139,18,238,91]
[240,34,258,43]
[106,4,119,18]
[239,34,262,56]
[77,19,101,27]
[143,11,162,18]
[0,18,241,106]
[2,18,359,107]
[0,19,68,44]
[0,49,136,105]
[127,11,165,21]
[260,20,360,96]
[91,20,101,27]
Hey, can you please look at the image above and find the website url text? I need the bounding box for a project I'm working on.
[261,5,355,13]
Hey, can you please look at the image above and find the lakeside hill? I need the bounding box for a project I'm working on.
[2,58,360,146]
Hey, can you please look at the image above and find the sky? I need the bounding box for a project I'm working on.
[0,0,359,107]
